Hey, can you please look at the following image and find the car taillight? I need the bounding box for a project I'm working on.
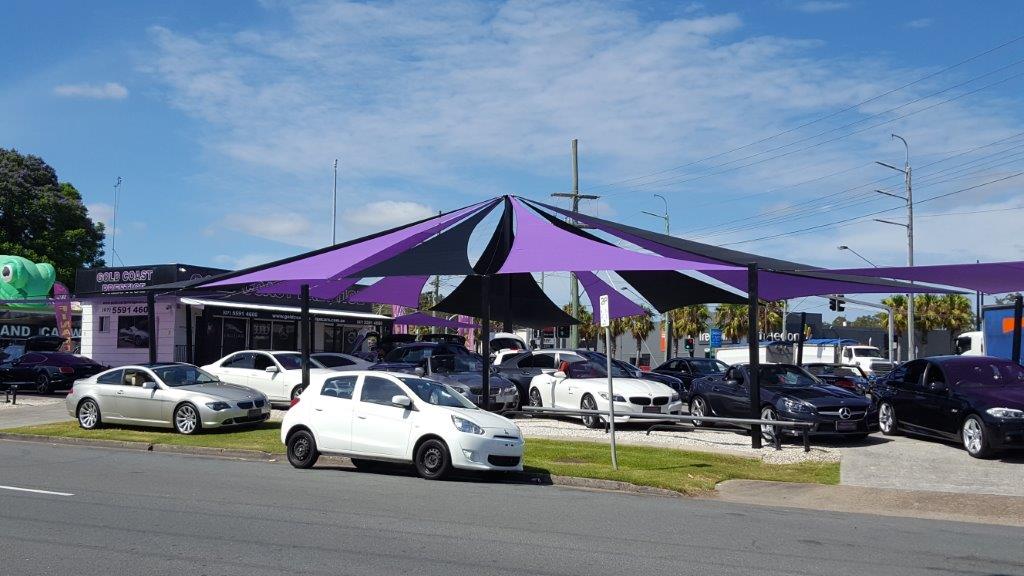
[67,387,73,396]
[290,396,300,407]
[59,367,75,374]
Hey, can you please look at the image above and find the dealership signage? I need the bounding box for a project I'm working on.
[76,264,227,296]
[0,323,82,339]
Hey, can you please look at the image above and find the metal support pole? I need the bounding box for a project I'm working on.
[797,312,807,365]
[300,284,311,392]
[500,197,514,333]
[1013,295,1023,364]
[481,275,491,410]
[569,140,580,349]
[332,159,338,245]
[184,304,193,364]
[747,263,762,449]
[604,325,618,469]
[147,291,157,364]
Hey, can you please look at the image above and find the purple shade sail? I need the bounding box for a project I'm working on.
[497,198,740,274]
[575,271,645,324]
[703,270,952,301]
[202,200,495,287]
[824,262,1024,294]
[254,278,358,299]
[347,276,429,308]
[393,312,479,329]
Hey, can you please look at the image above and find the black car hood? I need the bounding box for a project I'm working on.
[437,371,514,393]
[771,385,869,407]
[958,385,1024,409]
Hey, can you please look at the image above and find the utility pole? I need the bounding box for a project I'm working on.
[552,139,598,349]
[643,194,671,361]
[875,133,914,360]
[332,159,338,245]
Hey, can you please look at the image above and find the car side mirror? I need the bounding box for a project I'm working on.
[141,381,158,390]
[928,381,947,393]
[391,394,412,408]
[553,370,566,379]
[414,367,425,377]
[265,366,279,373]
[726,378,739,387]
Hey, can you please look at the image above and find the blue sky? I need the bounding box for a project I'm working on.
[3,1,1024,317]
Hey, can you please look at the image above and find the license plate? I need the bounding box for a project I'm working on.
[642,406,662,414]
[247,409,261,418]
[836,421,857,431]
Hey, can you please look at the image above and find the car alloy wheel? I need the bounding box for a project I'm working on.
[414,438,451,480]
[581,394,603,429]
[962,415,991,458]
[77,399,101,430]
[528,388,543,408]
[689,396,708,427]
[760,406,778,444]
[291,385,306,401]
[878,402,898,436]
[287,430,319,469]
[35,373,52,394]
[174,403,200,435]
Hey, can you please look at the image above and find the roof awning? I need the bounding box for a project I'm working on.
[178,297,391,321]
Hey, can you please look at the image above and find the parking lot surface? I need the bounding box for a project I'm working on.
[2,441,1022,576]
[0,396,68,429]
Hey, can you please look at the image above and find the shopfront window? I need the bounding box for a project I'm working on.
[221,318,248,355]
[272,322,297,351]
[251,320,272,350]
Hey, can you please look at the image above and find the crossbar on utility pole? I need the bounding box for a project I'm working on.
[643,194,671,362]
[876,134,914,360]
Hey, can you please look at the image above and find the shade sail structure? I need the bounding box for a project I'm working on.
[616,270,747,311]
[254,278,358,299]
[433,273,579,328]
[348,275,430,308]
[575,271,645,324]
[393,312,479,329]
[825,261,1024,294]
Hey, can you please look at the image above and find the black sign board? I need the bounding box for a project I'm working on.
[75,264,227,296]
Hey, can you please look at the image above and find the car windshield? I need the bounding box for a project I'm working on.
[688,359,728,374]
[806,365,862,378]
[757,365,819,388]
[152,365,220,387]
[852,348,882,358]
[313,355,351,368]
[273,353,325,370]
[400,377,478,409]
[565,360,608,379]
[491,337,525,351]
[431,354,484,373]
[948,361,1024,387]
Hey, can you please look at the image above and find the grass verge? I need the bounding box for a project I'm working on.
[2,421,838,495]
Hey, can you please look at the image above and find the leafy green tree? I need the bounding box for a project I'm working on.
[626,307,654,365]
[758,300,784,336]
[994,292,1022,305]
[881,295,908,339]
[562,304,596,349]
[914,294,944,345]
[0,149,105,290]
[937,294,975,347]
[715,303,748,344]
[670,305,710,352]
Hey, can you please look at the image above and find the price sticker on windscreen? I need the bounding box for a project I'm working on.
[599,294,610,328]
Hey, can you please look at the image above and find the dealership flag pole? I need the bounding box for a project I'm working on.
[147,291,157,364]
[300,284,311,392]
[600,294,618,470]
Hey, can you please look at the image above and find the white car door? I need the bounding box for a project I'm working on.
[209,353,254,386]
[311,374,358,452]
[249,353,290,401]
[350,375,415,458]
[555,353,588,408]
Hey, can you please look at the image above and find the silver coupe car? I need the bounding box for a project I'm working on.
[66,362,271,434]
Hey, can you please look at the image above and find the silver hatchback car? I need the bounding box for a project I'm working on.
[67,363,271,434]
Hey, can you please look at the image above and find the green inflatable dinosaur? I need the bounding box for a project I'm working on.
[0,255,57,310]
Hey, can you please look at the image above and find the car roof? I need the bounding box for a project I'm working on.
[928,355,1016,366]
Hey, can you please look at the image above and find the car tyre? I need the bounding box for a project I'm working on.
[35,373,52,394]
[414,438,452,480]
[580,394,603,429]
[528,387,543,408]
[878,401,899,436]
[760,405,779,445]
[173,403,201,435]
[287,429,320,468]
[689,395,709,427]
[290,384,306,401]
[77,399,102,430]
[961,414,993,459]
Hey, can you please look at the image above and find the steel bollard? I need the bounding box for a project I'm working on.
[11,384,16,405]
[802,428,810,452]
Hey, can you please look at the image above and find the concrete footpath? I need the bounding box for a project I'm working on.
[0,397,69,429]
[714,479,1024,527]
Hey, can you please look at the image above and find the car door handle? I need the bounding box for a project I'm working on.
[116,390,125,395]
[314,408,323,412]
[712,386,719,392]
[357,415,367,419]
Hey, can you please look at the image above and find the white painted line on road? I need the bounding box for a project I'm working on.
[0,485,74,497]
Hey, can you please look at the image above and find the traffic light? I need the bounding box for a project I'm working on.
[684,337,695,351]
[557,325,570,338]
[829,296,846,312]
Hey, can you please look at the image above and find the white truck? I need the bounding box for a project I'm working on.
[714,338,896,377]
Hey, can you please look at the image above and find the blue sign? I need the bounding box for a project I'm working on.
[709,328,723,348]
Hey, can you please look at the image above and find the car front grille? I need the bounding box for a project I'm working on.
[237,401,253,409]
[237,399,267,409]
[487,455,520,467]
[629,397,651,406]
[652,396,669,406]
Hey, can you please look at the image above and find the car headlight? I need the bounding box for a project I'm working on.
[452,415,484,435]
[205,401,230,411]
[598,392,627,402]
[670,393,680,402]
[781,397,812,414]
[986,407,1024,419]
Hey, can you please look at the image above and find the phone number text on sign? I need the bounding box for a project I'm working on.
[101,305,149,315]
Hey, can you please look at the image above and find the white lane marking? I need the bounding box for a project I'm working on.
[0,485,74,497]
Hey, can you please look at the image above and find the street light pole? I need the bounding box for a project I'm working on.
[876,133,915,360]
[837,245,878,268]
[643,194,672,362]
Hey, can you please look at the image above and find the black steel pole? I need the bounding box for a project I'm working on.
[747,263,761,449]
[184,304,193,364]
[976,290,983,331]
[796,311,807,365]
[147,291,157,364]
[481,275,491,410]
[300,284,311,392]
[500,197,514,333]
[1012,295,1023,364]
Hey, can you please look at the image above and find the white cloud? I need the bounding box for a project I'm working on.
[213,253,281,270]
[54,82,128,100]
[222,211,319,246]
[341,200,435,229]
[793,1,850,13]
[906,18,933,29]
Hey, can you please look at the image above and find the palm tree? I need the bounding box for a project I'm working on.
[715,303,748,344]
[937,294,975,348]
[601,317,628,356]
[758,300,784,337]
[563,304,597,349]
[914,294,943,345]
[670,305,710,353]
[625,307,654,365]
[881,295,908,338]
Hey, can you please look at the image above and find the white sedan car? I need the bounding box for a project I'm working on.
[201,350,337,404]
[281,370,524,479]
[528,359,683,428]
[310,352,372,371]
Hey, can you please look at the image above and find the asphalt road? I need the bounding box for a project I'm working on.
[1,441,1023,576]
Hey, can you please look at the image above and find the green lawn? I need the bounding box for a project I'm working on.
[3,421,838,495]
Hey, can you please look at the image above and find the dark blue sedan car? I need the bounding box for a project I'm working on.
[872,355,1024,458]
[688,363,877,443]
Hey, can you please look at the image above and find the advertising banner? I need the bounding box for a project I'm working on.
[52,282,74,351]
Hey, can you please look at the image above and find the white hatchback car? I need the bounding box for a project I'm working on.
[281,371,525,479]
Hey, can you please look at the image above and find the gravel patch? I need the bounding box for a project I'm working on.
[0,395,64,410]
[516,417,841,465]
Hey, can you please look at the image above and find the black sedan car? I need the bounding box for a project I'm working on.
[802,363,871,395]
[652,357,729,400]
[688,363,877,442]
[872,355,1024,458]
[0,337,106,393]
